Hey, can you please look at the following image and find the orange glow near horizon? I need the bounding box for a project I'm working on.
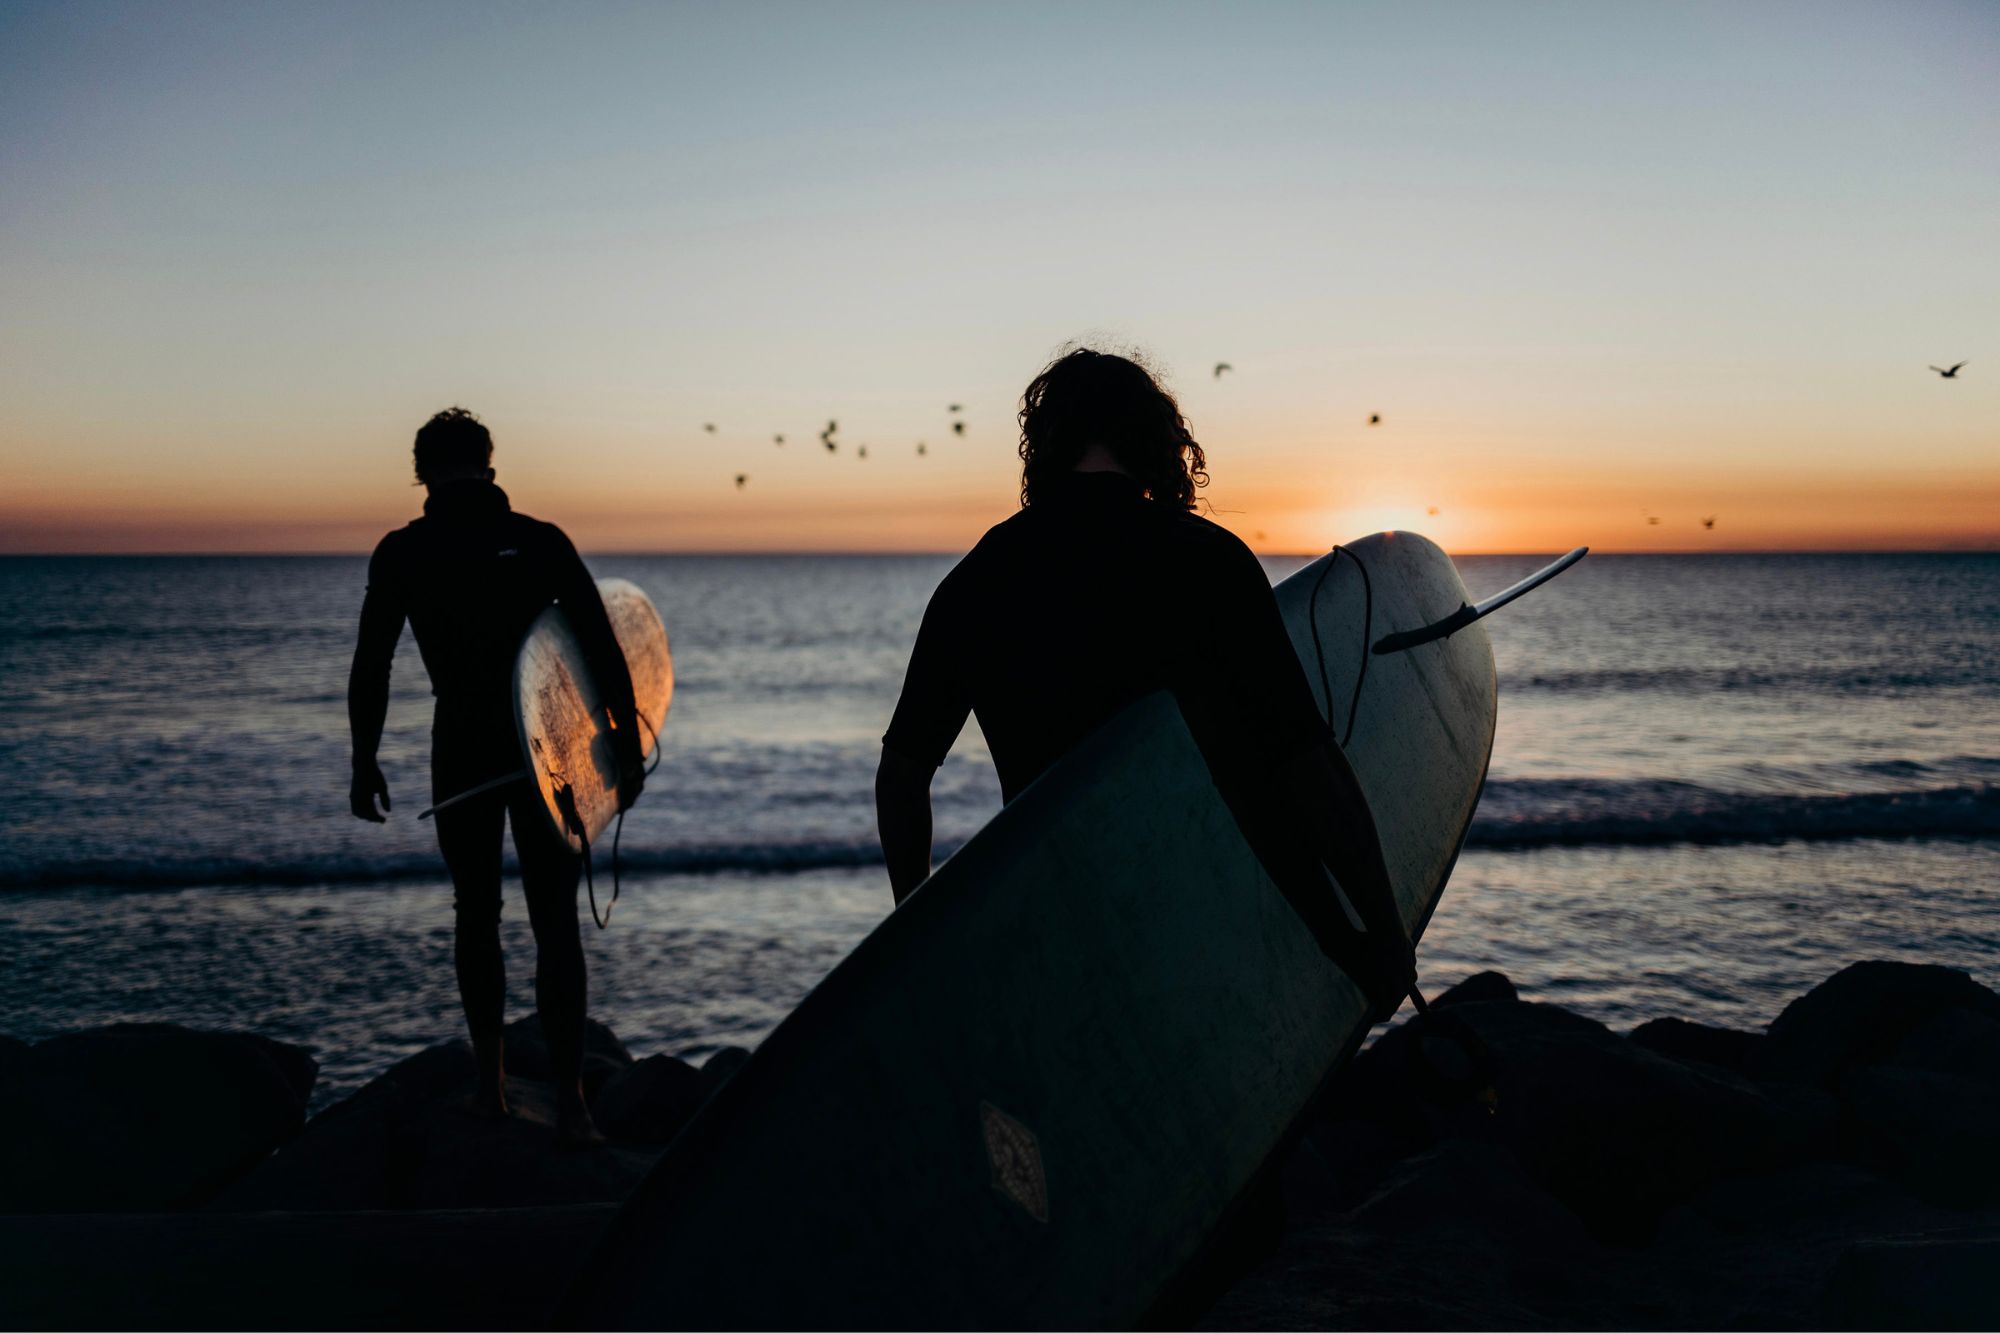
[5,453,1994,556]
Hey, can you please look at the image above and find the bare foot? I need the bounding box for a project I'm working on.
[557,1104,607,1149]
[457,1089,511,1121]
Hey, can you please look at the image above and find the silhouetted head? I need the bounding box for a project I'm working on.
[1017,349,1208,510]
[412,407,494,485]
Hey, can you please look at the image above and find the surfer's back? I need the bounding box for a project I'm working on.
[885,471,1326,802]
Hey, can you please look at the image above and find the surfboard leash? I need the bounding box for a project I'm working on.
[589,710,665,932]
[1308,545,1373,749]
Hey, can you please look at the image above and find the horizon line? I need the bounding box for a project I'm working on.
[4,546,1997,560]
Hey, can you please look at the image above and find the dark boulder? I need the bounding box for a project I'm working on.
[699,1045,753,1098]
[504,1014,632,1097]
[1838,1065,2000,1206]
[0,1024,317,1212]
[215,1035,660,1212]
[1883,1005,2000,1084]
[1825,1230,2000,1331]
[1433,970,1518,1008]
[1759,961,2000,1089]
[212,1041,475,1211]
[1628,1017,1764,1075]
[1349,1138,1586,1249]
[595,1053,705,1147]
[1657,1161,1932,1244]
[0,1034,30,1086]
[1409,1000,1832,1238]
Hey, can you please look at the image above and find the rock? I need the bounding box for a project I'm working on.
[1350,1138,1586,1249]
[1628,1017,1764,1075]
[1657,1161,1933,1245]
[595,1054,705,1147]
[0,1204,619,1331]
[1839,1065,2000,1206]
[699,1046,753,1098]
[1314,1012,1488,1166]
[1274,1134,1344,1219]
[0,1024,317,1212]
[1825,1230,2000,1331]
[1884,1006,2000,1084]
[504,1014,632,1096]
[1412,1000,1831,1238]
[215,1034,660,1212]
[212,1041,474,1211]
[1296,1118,1408,1214]
[1433,971,1518,1008]
[0,1034,30,1085]
[1759,961,2000,1089]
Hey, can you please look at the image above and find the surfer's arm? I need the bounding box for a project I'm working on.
[347,539,405,821]
[1283,740,1416,1011]
[876,745,935,906]
[548,528,645,794]
[878,581,972,905]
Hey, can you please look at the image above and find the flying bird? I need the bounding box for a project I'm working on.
[948,404,963,413]
[1427,506,1440,516]
[1702,515,1716,529]
[774,434,785,445]
[1368,413,1381,426]
[824,439,837,454]
[1930,362,1967,378]
[952,420,966,437]
[858,445,868,460]
[1213,362,1232,379]
[703,423,717,433]
[917,442,927,456]
[1647,516,1661,525]
[734,474,747,489]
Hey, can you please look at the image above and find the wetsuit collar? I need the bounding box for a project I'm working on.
[422,479,512,520]
[1039,471,1146,504]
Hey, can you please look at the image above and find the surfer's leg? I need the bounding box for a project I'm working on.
[435,767,510,1117]
[511,793,602,1146]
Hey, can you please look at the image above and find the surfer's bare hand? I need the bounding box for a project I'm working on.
[350,763,391,823]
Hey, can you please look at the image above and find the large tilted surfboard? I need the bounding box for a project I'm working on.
[567,533,1497,1329]
[513,577,673,851]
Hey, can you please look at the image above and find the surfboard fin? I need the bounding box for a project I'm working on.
[1372,546,1587,655]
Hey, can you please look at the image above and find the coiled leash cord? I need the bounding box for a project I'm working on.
[1307,544,1373,749]
[558,710,663,931]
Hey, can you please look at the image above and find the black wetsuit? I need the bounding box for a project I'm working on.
[883,470,1349,956]
[348,478,638,1086]
[884,471,1331,799]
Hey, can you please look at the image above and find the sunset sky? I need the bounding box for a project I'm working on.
[2,1,1993,555]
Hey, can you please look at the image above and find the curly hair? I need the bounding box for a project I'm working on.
[1017,348,1208,510]
[412,406,493,483]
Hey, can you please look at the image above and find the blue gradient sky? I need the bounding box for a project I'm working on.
[2,1,1994,552]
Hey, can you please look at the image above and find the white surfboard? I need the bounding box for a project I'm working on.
[567,532,1500,1329]
[513,577,672,851]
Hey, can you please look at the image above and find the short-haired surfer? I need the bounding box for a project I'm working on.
[875,348,1417,1015]
[348,406,645,1147]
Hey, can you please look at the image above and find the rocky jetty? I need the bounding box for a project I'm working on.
[1206,961,2000,1329]
[3,961,1998,1329]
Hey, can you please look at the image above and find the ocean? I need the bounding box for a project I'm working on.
[2,552,1996,1107]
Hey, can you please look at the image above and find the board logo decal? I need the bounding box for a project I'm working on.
[981,1101,1048,1222]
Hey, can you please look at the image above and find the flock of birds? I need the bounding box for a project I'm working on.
[725,407,964,488]
[716,361,1971,532]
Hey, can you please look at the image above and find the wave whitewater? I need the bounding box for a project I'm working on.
[4,781,1995,891]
